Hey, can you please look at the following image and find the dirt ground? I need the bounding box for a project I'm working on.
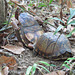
[3,39,74,75]
[0,0,75,75]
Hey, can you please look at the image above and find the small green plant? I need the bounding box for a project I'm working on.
[0,20,12,32]
[28,1,35,7]
[38,3,47,7]
[61,57,75,69]
[26,58,75,75]
[28,0,53,7]
[45,8,75,37]
[26,61,56,75]
[61,57,75,75]
[38,0,53,7]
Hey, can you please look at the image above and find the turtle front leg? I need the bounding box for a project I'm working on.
[28,43,34,49]
[28,43,38,56]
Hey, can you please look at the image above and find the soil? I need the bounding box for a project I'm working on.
[7,41,75,75]
[0,0,75,75]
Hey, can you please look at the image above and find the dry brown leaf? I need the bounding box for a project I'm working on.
[59,0,62,4]
[10,0,20,4]
[45,70,65,75]
[2,66,9,75]
[0,56,17,70]
[59,0,66,4]
[67,0,72,8]
[0,65,4,75]
[1,44,25,54]
[11,17,19,30]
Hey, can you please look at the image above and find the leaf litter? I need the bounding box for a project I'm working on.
[0,0,75,75]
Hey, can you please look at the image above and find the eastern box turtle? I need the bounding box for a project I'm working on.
[34,32,73,60]
[11,12,73,60]
[17,12,44,47]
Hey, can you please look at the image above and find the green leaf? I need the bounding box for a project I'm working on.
[26,66,32,75]
[54,25,64,35]
[28,3,33,6]
[38,61,50,66]
[20,6,25,11]
[62,64,70,69]
[28,1,34,6]
[2,22,7,25]
[50,64,56,67]
[38,65,50,73]
[50,4,60,8]
[32,63,38,75]
[67,8,75,23]
[8,1,14,6]
[11,15,15,18]
[49,0,53,4]
[44,21,56,28]
[70,8,75,16]
[68,20,75,25]
[67,28,75,37]
[67,57,75,60]
[38,3,47,7]
[2,21,8,25]
[49,17,65,24]
[64,61,70,65]
[28,8,30,11]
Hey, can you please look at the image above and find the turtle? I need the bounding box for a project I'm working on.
[15,12,44,47]
[11,12,73,60]
[33,32,73,60]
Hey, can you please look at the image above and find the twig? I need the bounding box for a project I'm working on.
[0,5,14,32]
[0,26,12,32]
[6,6,14,28]
[10,0,36,16]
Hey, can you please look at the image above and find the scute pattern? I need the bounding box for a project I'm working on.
[19,13,35,26]
[18,12,73,60]
[19,12,44,45]
[34,32,73,59]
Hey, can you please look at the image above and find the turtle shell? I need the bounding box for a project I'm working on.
[18,12,44,45]
[34,32,73,60]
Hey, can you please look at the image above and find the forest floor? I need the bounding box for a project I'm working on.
[0,0,75,75]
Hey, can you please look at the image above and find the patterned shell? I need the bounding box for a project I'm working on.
[18,12,44,45]
[34,32,73,59]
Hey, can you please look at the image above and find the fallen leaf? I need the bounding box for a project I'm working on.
[1,44,25,54]
[0,65,4,75]
[67,0,72,8]
[44,70,65,75]
[3,66,9,75]
[0,56,17,70]
[59,0,62,4]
